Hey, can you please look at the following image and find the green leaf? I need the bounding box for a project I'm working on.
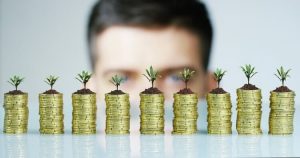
[7,75,24,90]
[178,68,196,83]
[143,66,160,83]
[274,66,291,86]
[241,64,257,84]
[76,71,92,84]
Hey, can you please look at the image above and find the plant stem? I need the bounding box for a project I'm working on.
[247,78,250,85]
[51,85,53,90]
[282,80,284,87]
[15,86,17,91]
[151,80,154,88]
[117,85,119,91]
[84,83,86,89]
[217,81,220,88]
[185,81,188,89]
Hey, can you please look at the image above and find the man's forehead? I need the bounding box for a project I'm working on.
[94,26,203,72]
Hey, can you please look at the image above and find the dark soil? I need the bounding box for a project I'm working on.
[5,90,25,95]
[108,90,125,95]
[141,87,162,94]
[43,89,60,94]
[273,86,292,92]
[210,88,227,94]
[177,88,194,94]
[240,84,259,90]
[73,88,95,94]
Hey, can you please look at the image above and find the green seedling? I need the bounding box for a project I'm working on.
[179,68,195,89]
[275,66,291,87]
[76,70,92,89]
[143,66,160,88]
[213,68,226,88]
[110,75,126,91]
[241,64,258,85]
[44,75,59,90]
[8,75,25,91]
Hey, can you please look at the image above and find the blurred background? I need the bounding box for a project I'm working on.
[0,0,300,131]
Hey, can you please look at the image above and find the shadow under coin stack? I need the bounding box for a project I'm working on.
[236,89,262,134]
[207,93,232,134]
[140,93,165,134]
[3,93,29,134]
[172,94,198,134]
[105,93,130,134]
[269,91,296,135]
[72,94,97,134]
[39,93,64,134]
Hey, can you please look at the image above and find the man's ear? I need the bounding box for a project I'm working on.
[87,74,97,92]
[205,71,217,94]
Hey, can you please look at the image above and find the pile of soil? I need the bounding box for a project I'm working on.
[240,84,259,90]
[43,89,60,94]
[210,88,227,94]
[108,90,125,95]
[141,87,162,94]
[177,88,194,94]
[6,90,25,95]
[273,86,292,92]
[74,88,95,94]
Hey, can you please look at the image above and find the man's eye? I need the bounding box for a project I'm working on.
[123,76,129,82]
[167,74,181,82]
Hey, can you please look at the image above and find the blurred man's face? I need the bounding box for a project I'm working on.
[91,26,211,101]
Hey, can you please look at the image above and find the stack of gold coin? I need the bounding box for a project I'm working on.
[236,89,262,134]
[207,93,232,134]
[172,93,198,134]
[105,93,130,134]
[72,93,97,134]
[269,91,295,135]
[140,93,164,134]
[39,93,64,134]
[3,93,29,134]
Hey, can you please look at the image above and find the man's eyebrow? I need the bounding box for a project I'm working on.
[103,69,136,76]
[159,66,198,74]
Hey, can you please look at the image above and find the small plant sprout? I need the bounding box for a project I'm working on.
[44,75,59,90]
[76,71,92,89]
[143,66,161,88]
[110,75,126,91]
[179,68,195,89]
[275,66,291,87]
[213,68,226,88]
[8,75,25,91]
[241,64,258,85]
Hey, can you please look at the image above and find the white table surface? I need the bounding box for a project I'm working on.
[0,100,299,158]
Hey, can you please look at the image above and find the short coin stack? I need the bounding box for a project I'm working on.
[105,93,130,134]
[72,94,97,134]
[39,93,64,134]
[269,91,296,135]
[207,93,232,134]
[140,93,165,134]
[236,89,262,134]
[172,93,198,134]
[3,93,29,134]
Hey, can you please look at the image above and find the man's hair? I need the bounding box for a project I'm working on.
[88,0,213,70]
